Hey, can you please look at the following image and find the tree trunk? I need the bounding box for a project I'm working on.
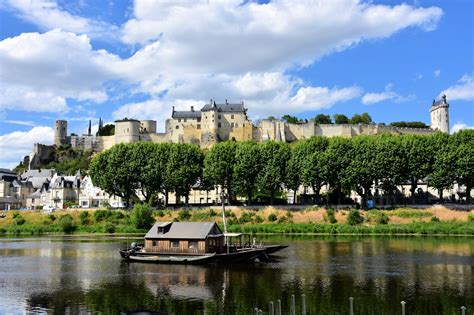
[313,185,321,204]
[164,190,169,207]
[293,189,297,205]
[185,194,189,206]
[246,189,252,206]
[466,184,472,204]
[270,190,275,205]
[439,189,443,201]
[410,178,417,205]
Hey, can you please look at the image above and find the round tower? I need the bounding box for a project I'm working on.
[141,120,157,134]
[429,95,450,133]
[54,120,68,146]
[114,118,140,144]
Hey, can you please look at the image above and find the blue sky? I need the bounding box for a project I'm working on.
[0,0,473,169]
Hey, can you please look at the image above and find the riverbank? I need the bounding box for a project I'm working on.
[0,206,473,236]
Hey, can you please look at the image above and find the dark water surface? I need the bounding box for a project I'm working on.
[0,236,473,314]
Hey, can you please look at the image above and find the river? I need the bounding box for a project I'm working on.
[0,236,473,314]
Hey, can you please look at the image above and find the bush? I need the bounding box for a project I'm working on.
[324,209,337,224]
[156,210,165,217]
[268,213,278,222]
[255,215,264,224]
[131,204,155,229]
[366,210,389,225]
[14,215,26,226]
[79,211,90,225]
[468,214,474,223]
[431,216,440,222]
[347,210,364,226]
[58,214,76,234]
[396,210,432,218]
[177,209,191,221]
[47,214,56,222]
[35,205,43,210]
[103,222,116,233]
[94,210,110,222]
[110,211,125,220]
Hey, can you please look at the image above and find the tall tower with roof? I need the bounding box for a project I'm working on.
[54,120,68,146]
[430,95,450,133]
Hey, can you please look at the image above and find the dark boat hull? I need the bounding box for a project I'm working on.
[264,245,289,255]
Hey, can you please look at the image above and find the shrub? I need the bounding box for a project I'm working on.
[103,222,116,233]
[14,215,26,226]
[131,204,155,229]
[58,214,76,234]
[111,211,125,220]
[431,216,440,222]
[208,208,217,217]
[468,214,474,223]
[35,205,43,210]
[156,210,165,217]
[324,209,337,224]
[396,210,432,218]
[239,212,256,224]
[12,211,20,219]
[94,210,110,222]
[277,216,288,223]
[268,213,278,222]
[79,211,90,225]
[47,214,56,222]
[177,209,191,221]
[286,211,293,219]
[347,210,364,226]
[366,210,389,225]
[255,215,264,224]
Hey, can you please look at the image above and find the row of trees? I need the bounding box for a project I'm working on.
[269,113,375,125]
[89,130,473,207]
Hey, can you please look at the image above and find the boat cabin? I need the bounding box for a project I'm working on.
[144,222,225,254]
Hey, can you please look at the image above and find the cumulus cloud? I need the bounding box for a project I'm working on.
[451,122,474,134]
[0,29,117,112]
[440,75,474,101]
[3,0,117,39]
[0,126,54,170]
[362,84,414,105]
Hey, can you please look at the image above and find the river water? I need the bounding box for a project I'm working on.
[0,236,473,314]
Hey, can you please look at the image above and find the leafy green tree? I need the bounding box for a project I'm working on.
[342,136,378,209]
[451,130,474,203]
[312,114,332,124]
[89,143,139,204]
[232,141,261,204]
[333,114,350,124]
[285,142,304,204]
[257,141,290,205]
[325,137,353,204]
[281,115,302,124]
[96,123,115,136]
[350,112,373,124]
[131,203,155,230]
[266,116,277,121]
[429,150,455,200]
[390,121,428,128]
[167,143,204,205]
[204,141,237,201]
[300,137,330,203]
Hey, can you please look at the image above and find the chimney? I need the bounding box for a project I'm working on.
[442,94,447,103]
[225,99,228,104]
[191,106,194,112]
[172,106,175,113]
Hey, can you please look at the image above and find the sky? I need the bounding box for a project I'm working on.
[0,0,473,170]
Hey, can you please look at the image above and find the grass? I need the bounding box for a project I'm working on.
[0,206,473,236]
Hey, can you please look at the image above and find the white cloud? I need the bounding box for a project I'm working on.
[0,126,54,169]
[3,120,36,127]
[4,0,117,39]
[434,69,441,77]
[0,29,118,112]
[451,122,474,134]
[440,75,474,101]
[362,84,414,105]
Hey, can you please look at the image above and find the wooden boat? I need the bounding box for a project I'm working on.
[119,222,274,264]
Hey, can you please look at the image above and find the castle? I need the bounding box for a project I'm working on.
[28,96,449,169]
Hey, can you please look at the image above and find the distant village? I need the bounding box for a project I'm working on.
[0,95,460,211]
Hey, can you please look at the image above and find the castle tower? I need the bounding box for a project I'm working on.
[114,118,140,144]
[430,95,450,133]
[54,120,68,146]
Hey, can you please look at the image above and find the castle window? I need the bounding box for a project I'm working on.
[197,124,201,129]
[175,126,179,129]
[231,114,234,119]
[127,128,129,133]
[231,123,234,128]
[197,118,201,122]
[218,115,221,119]
[218,122,222,128]
[235,123,238,128]
[178,119,181,122]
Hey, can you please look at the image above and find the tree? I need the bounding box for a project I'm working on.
[131,203,155,230]
[350,112,373,124]
[89,143,139,205]
[203,141,237,201]
[167,143,204,205]
[257,141,290,205]
[390,121,428,128]
[285,143,304,204]
[96,124,115,136]
[312,114,332,124]
[300,137,330,204]
[342,136,378,209]
[325,137,352,204]
[281,115,302,124]
[233,141,262,204]
[429,149,455,200]
[451,129,474,203]
[333,114,350,124]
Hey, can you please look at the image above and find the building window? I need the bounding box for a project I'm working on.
[218,122,221,128]
[184,119,187,122]
[235,123,238,128]
[197,124,201,129]
[171,240,179,248]
[231,114,234,119]
[197,118,201,122]
[175,125,179,129]
[178,119,181,122]
[231,123,234,128]
[188,241,198,249]
[218,115,221,119]
[152,240,157,246]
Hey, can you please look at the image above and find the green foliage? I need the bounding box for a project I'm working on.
[96,123,115,136]
[58,214,76,234]
[390,121,428,128]
[350,112,373,124]
[13,214,26,226]
[79,211,90,225]
[131,204,155,230]
[366,210,389,225]
[233,141,261,204]
[333,114,350,124]
[94,210,110,222]
[324,208,337,224]
[155,210,165,217]
[63,200,77,208]
[313,114,332,124]
[204,141,237,195]
[103,222,116,233]
[347,210,364,225]
[268,213,278,222]
[45,149,92,176]
[177,209,191,221]
[396,210,433,218]
[467,214,474,223]
[47,214,56,222]
[281,114,303,124]
[431,216,440,222]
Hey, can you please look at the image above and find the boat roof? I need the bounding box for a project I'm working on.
[145,221,223,240]
[224,233,246,237]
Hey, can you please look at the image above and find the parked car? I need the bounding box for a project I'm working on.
[42,205,55,213]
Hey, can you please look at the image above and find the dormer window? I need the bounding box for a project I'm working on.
[158,227,165,234]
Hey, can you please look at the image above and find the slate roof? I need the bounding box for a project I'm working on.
[172,110,202,119]
[0,169,17,182]
[145,222,222,240]
[27,177,50,189]
[0,196,21,204]
[201,102,246,112]
[432,95,448,107]
[20,169,54,180]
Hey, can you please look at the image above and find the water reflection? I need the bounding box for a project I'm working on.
[0,236,472,314]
